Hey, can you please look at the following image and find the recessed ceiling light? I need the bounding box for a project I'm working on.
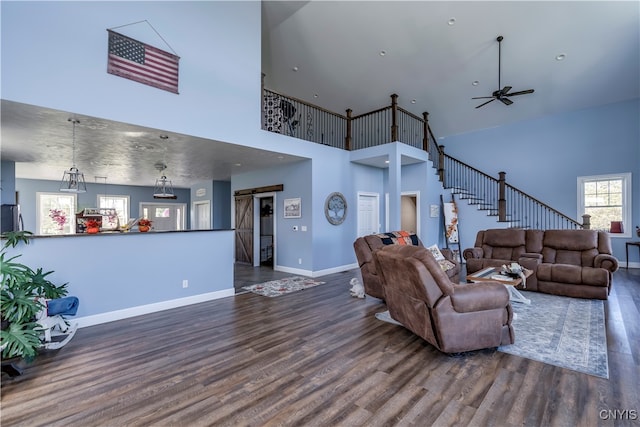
[472,80,479,86]
[313,94,318,98]
[556,53,566,61]
[384,160,390,164]
[234,163,242,167]
[292,66,299,71]
[379,50,386,56]
[448,18,456,26]
[411,99,416,104]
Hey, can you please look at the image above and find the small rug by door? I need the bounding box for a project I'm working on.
[242,276,325,297]
[498,291,608,378]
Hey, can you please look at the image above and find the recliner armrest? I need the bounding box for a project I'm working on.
[594,254,619,272]
[440,248,459,264]
[463,247,483,260]
[449,283,509,313]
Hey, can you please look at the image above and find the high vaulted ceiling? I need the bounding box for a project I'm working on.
[2,1,639,188]
[262,1,640,138]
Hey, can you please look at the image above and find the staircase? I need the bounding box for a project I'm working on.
[262,88,588,231]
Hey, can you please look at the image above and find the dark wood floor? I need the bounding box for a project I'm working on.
[2,265,639,426]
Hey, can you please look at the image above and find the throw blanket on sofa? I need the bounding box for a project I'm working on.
[375,231,420,246]
[47,297,80,316]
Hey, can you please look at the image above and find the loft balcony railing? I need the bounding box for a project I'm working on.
[262,86,588,230]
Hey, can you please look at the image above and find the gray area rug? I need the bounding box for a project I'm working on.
[375,291,608,378]
[498,291,608,378]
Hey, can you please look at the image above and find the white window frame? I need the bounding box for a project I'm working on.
[97,194,130,226]
[36,192,77,235]
[577,172,632,238]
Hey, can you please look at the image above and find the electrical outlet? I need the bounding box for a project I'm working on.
[182,279,188,288]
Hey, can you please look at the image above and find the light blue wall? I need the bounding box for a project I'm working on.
[1,1,263,146]
[441,99,640,263]
[3,230,234,322]
[16,178,191,232]
[1,161,17,204]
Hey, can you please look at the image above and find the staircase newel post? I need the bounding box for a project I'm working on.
[345,108,352,151]
[438,145,445,185]
[581,214,591,230]
[422,112,429,153]
[391,94,398,142]
[498,171,506,222]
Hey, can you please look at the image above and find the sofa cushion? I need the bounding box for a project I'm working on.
[537,263,608,287]
[542,230,601,266]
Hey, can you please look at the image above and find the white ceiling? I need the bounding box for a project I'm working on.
[2,1,639,188]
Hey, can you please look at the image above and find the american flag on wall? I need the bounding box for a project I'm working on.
[107,30,179,94]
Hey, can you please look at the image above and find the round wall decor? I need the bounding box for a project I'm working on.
[325,192,347,225]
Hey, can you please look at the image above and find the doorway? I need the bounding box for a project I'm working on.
[139,202,186,231]
[357,192,380,236]
[401,192,419,234]
[193,200,211,230]
[254,193,276,267]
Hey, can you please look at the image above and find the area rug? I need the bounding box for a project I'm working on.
[375,292,608,379]
[242,276,325,297]
[498,291,608,379]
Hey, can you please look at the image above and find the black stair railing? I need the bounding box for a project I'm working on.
[261,86,587,230]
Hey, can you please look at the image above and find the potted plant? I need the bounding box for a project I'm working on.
[1,230,68,368]
[137,218,152,232]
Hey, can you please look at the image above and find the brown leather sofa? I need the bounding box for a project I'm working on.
[463,228,619,299]
[374,244,514,353]
[354,231,460,300]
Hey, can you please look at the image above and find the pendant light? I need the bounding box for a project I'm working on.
[153,135,176,199]
[59,118,87,193]
[153,163,176,199]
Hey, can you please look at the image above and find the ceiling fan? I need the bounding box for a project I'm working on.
[473,36,535,109]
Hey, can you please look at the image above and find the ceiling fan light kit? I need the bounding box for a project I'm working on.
[472,35,535,109]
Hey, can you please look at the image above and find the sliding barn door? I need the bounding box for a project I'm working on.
[235,195,253,264]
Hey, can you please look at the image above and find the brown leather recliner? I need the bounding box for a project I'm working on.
[354,231,460,300]
[375,244,514,354]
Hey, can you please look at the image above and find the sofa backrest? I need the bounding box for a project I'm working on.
[375,244,452,307]
[477,228,527,261]
[542,229,610,267]
[354,231,423,278]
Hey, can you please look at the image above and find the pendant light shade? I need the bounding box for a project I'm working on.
[60,118,87,193]
[153,163,176,199]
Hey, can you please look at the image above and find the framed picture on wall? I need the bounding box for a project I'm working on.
[284,198,301,218]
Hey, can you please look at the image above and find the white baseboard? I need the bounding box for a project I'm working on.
[274,262,359,278]
[75,288,235,328]
[274,265,313,277]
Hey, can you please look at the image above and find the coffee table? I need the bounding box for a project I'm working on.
[466,267,533,304]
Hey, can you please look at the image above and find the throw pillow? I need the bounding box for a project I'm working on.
[438,259,456,272]
[427,244,445,261]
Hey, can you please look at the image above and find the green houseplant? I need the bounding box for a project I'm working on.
[1,230,68,361]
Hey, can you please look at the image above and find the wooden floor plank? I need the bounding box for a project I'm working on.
[1,265,639,426]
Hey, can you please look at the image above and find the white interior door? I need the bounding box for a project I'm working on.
[193,201,211,230]
[140,202,186,231]
[357,192,379,237]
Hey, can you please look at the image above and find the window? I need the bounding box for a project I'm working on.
[37,192,77,235]
[578,173,632,237]
[98,194,129,226]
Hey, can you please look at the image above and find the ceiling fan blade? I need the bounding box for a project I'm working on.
[475,99,496,109]
[471,96,495,100]
[500,86,512,95]
[500,97,514,106]
[505,89,535,97]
